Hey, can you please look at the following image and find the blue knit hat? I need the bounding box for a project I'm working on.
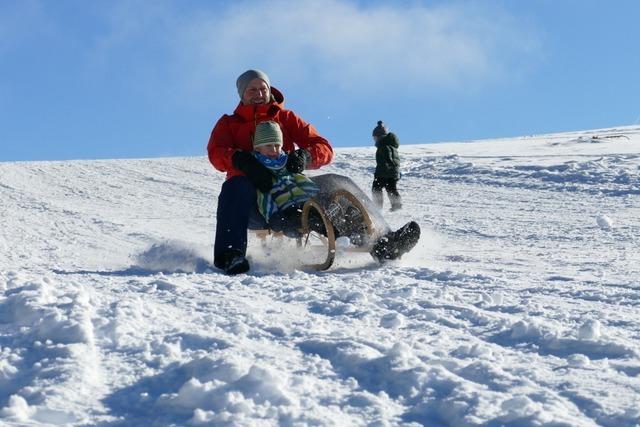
[236,69,270,99]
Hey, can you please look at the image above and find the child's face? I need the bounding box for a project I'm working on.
[255,143,282,159]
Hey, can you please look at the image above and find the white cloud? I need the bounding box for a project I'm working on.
[79,0,540,105]
[1,1,540,100]
[174,0,540,96]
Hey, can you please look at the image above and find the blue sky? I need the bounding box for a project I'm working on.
[1,0,639,162]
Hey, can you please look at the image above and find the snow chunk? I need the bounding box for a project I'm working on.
[596,214,613,230]
[0,395,34,422]
[158,361,293,420]
[236,365,293,405]
[453,343,494,359]
[0,348,20,383]
[567,354,590,367]
[478,291,504,306]
[189,408,217,425]
[380,313,405,329]
[509,319,547,340]
[577,319,601,341]
[386,342,415,367]
[335,236,352,248]
[500,395,543,421]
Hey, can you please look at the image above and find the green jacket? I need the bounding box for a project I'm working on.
[374,132,400,179]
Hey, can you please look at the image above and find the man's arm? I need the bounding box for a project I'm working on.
[207,116,236,173]
[281,111,334,169]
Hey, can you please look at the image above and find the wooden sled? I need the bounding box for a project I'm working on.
[253,189,377,271]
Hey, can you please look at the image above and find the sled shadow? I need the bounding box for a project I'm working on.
[51,261,212,277]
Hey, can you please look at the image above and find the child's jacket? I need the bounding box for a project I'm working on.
[254,152,320,223]
[375,132,401,179]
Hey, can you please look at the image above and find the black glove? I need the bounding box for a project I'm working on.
[232,151,273,193]
[286,149,311,174]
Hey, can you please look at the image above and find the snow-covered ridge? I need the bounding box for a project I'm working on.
[337,125,640,196]
[1,126,640,425]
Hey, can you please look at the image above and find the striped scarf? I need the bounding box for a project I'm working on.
[254,152,320,223]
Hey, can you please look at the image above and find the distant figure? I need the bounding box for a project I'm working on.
[371,120,402,211]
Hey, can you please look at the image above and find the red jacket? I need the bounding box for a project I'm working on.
[207,87,334,179]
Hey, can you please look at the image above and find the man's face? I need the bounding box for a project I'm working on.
[255,143,282,159]
[242,78,270,105]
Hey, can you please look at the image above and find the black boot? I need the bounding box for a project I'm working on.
[215,249,250,275]
[370,221,420,262]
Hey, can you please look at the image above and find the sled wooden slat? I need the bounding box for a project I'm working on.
[300,198,336,270]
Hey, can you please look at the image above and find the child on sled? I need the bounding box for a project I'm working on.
[251,121,420,262]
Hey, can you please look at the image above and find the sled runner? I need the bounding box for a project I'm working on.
[254,188,378,270]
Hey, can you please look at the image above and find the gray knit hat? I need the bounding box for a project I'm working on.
[236,69,270,99]
[372,120,388,137]
[253,121,283,148]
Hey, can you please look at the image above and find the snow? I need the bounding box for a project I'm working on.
[1,125,640,426]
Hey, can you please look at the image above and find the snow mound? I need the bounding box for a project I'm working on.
[133,241,211,274]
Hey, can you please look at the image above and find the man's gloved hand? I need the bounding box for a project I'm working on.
[286,149,311,174]
[232,151,273,193]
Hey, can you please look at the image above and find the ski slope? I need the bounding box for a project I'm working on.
[1,126,639,426]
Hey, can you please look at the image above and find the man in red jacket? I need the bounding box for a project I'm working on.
[207,69,334,274]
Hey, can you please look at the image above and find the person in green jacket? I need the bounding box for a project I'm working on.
[371,120,402,211]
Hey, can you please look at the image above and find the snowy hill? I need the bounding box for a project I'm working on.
[1,126,639,426]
